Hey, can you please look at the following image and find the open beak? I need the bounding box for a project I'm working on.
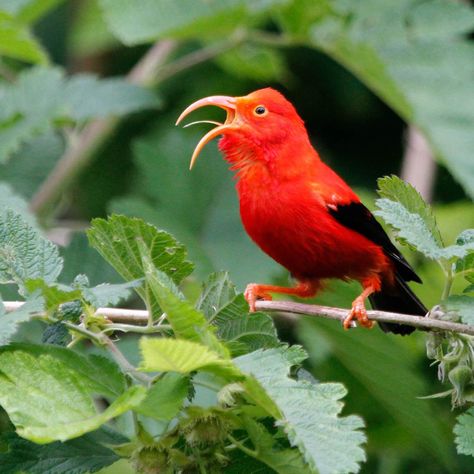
[176,95,237,169]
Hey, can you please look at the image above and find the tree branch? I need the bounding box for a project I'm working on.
[4,300,473,336]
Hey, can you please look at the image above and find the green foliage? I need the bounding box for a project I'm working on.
[375,176,474,261]
[0,0,473,472]
[0,11,48,63]
[305,0,474,199]
[0,297,43,345]
[455,408,474,457]
[0,67,158,161]
[0,344,145,442]
[235,346,366,473]
[0,428,125,474]
[140,337,238,377]
[134,372,190,421]
[0,209,62,291]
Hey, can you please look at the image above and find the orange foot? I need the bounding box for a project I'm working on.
[343,296,374,330]
[244,284,272,312]
[244,280,319,313]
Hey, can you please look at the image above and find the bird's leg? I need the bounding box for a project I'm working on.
[245,280,319,312]
[343,277,381,330]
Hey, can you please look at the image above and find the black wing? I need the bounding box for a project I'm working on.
[328,201,421,283]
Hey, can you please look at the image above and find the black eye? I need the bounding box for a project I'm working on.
[254,105,267,116]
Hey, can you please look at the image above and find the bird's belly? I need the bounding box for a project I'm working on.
[240,196,385,281]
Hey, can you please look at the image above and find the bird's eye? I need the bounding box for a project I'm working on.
[254,105,267,116]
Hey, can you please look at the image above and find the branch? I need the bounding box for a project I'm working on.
[4,300,474,336]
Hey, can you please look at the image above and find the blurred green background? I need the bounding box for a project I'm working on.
[1,0,474,472]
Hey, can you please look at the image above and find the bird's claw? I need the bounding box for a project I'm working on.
[343,298,374,330]
[244,283,272,312]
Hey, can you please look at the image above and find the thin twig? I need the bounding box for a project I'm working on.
[4,300,474,336]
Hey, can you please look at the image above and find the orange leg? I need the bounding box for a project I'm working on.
[343,277,381,330]
[244,280,319,312]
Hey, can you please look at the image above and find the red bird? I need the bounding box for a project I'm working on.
[177,88,426,334]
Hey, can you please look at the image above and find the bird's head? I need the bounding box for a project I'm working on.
[176,88,309,171]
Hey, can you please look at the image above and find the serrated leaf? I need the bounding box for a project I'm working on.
[455,230,474,277]
[137,240,228,355]
[197,271,237,318]
[441,296,474,325]
[0,297,43,346]
[211,294,279,355]
[140,338,241,379]
[235,347,366,473]
[0,182,38,227]
[87,215,193,288]
[0,209,62,290]
[307,0,474,199]
[0,344,142,443]
[298,314,453,467]
[240,416,312,474]
[454,407,474,457]
[25,278,81,312]
[0,11,48,63]
[377,176,443,246]
[0,427,125,474]
[0,67,158,161]
[82,279,142,307]
[134,372,189,421]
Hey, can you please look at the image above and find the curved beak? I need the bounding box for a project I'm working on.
[176,95,237,169]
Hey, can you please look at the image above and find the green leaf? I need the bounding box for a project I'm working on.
[99,0,246,44]
[0,131,63,199]
[82,280,143,307]
[0,0,66,23]
[0,182,38,227]
[0,67,158,161]
[0,297,43,346]
[375,177,472,261]
[25,278,81,312]
[455,230,474,277]
[197,271,237,319]
[235,347,366,474]
[441,296,474,325]
[87,215,194,288]
[0,11,48,63]
[134,372,189,421]
[140,338,241,379]
[377,176,443,246]
[298,314,453,467]
[0,209,62,290]
[0,427,125,474]
[240,416,311,474]
[454,407,474,457]
[211,294,279,355]
[65,74,160,121]
[141,264,227,356]
[0,344,143,443]
[216,44,286,82]
[307,0,474,199]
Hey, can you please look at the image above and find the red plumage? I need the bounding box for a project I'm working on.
[177,88,426,334]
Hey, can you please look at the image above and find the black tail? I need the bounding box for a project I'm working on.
[369,274,427,335]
